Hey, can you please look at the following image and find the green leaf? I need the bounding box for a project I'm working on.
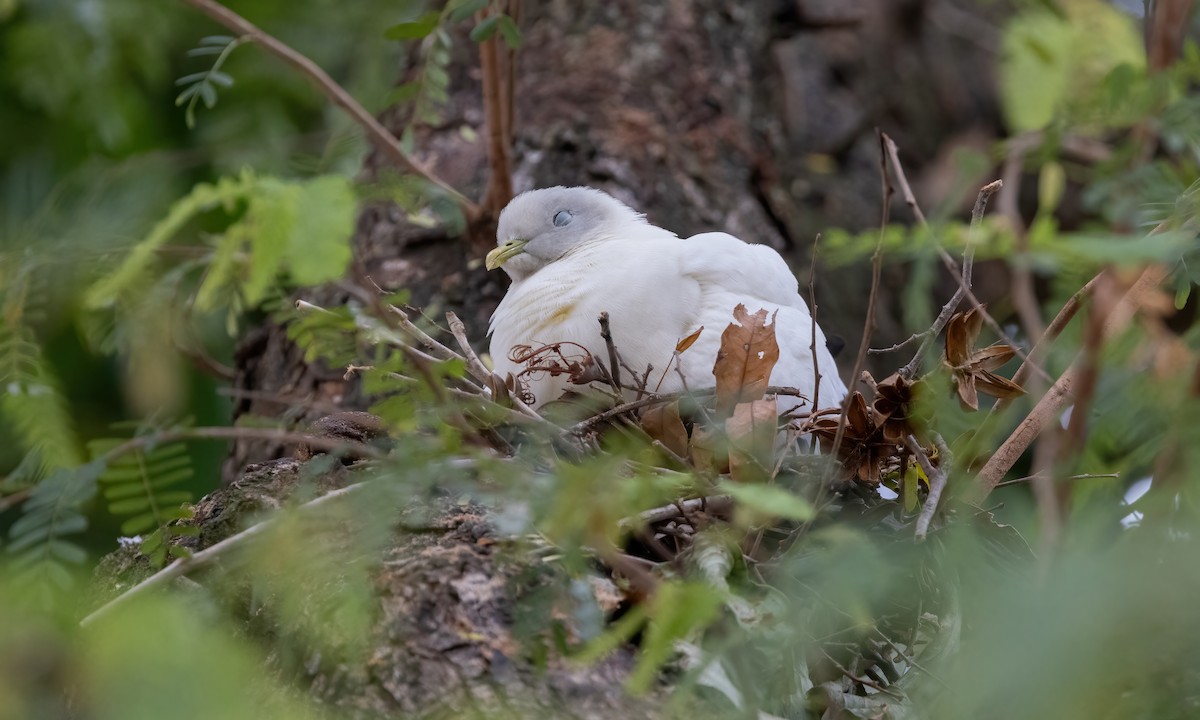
[207,70,234,88]
[448,0,488,23]
[999,1,1144,131]
[385,81,421,107]
[1038,161,1066,214]
[469,15,500,42]
[385,11,441,40]
[718,481,814,522]
[85,171,261,310]
[286,176,357,286]
[497,15,521,49]
[185,46,226,57]
[242,184,296,305]
[628,582,723,694]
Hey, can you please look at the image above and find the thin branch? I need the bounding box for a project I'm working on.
[994,472,1119,489]
[568,386,807,437]
[619,496,734,530]
[98,425,389,466]
[897,169,1003,380]
[877,138,1051,382]
[906,434,949,540]
[446,311,495,386]
[970,263,1170,501]
[808,234,823,415]
[999,132,1046,344]
[830,130,890,464]
[598,312,623,395]
[82,480,369,627]
[181,0,477,217]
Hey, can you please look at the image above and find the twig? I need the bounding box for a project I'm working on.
[874,631,950,690]
[905,434,949,540]
[897,172,1003,380]
[1008,274,1101,397]
[181,0,477,217]
[99,425,389,465]
[877,138,1050,378]
[999,132,1046,344]
[830,130,890,464]
[598,312,623,395]
[568,386,807,437]
[1059,282,1108,468]
[970,263,1170,501]
[81,480,368,627]
[446,311,495,386]
[619,495,735,530]
[821,650,904,698]
[993,472,1119,489]
[808,234,823,415]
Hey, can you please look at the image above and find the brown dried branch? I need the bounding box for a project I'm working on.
[446,311,495,386]
[897,173,1003,380]
[999,133,1046,345]
[598,312,623,395]
[181,0,477,218]
[970,263,1171,502]
[876,138,1052,384]
[568,386,807,438]
[830,131,891,464]
[478,6,514,216]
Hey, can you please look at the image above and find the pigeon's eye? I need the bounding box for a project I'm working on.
[552,210,573,227]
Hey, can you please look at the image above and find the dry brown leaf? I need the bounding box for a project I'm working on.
[713,305,780,416]
[688,426,724,474]
[641,400,689,458]
[809,393,890,486]
[873,372,918,443]
[725,399,778,483]
[676,326,704,354]
[943,307,1026,411]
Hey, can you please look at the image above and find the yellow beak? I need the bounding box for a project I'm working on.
[485,240,529,271]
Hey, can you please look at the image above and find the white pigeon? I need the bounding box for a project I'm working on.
[485,186,847,416]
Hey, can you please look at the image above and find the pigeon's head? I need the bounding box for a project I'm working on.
[486,186,648,279]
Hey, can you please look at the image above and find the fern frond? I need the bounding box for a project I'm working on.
[0,323,84,471]
[7,461,103,606]
[84,170,261,311]
[88,436,196,567]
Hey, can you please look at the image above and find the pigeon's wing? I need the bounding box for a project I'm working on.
[673,232,847,412]
[679,233,808,311]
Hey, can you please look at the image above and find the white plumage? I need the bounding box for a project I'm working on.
[486,187,847,416]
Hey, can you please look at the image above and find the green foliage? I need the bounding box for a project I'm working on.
[175,36,245,129]
[1000,0,1144,132]
[80,596,321,720]
[385,11,442,40]
[6,461,103,607]
[0,323,83,473]
[86,170,357,318]
[88,434,197,567]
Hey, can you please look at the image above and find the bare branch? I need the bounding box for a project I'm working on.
[181,0,477,218]
[970,263,1171,501]
[830,131,891,463]
[906,434,949,540]
[598,312,623,395]
[446,311,495,386]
